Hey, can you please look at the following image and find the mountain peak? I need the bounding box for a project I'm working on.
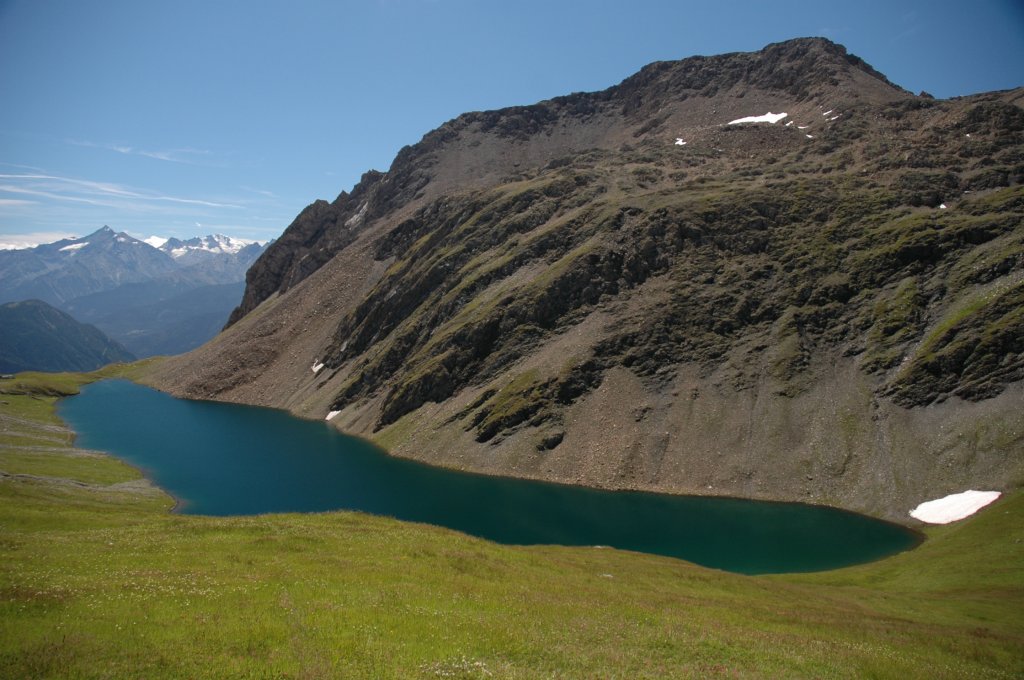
[229,39,918,323]
[614,36,907,116]
[84,225,130,242]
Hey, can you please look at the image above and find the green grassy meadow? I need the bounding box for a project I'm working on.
[1,369,1021,678]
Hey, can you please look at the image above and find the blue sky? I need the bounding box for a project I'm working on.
[1,0,1022,247]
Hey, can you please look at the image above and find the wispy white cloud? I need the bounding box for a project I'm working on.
[0,173,244,209]
[138,148,213,164]
[240,185,278,199]
[0,231,80,250]
[0,161,49,173]
[67,140,214,165]
[0,168,281,244]
[188,222,284,237]
[0,183,119,207]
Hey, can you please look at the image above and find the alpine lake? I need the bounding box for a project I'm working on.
[59,380,920,575]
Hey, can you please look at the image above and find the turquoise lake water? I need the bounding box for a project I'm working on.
[59,379,920,574]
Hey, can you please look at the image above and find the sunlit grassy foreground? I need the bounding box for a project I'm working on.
[1,368,1021,678]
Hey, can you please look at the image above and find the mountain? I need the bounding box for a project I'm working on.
[0,299,135,373]
[0,226,179,306]
[158,234,267,282]
[0,227,270,357]
[146,38,1024,522]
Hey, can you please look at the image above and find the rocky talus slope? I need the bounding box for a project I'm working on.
[147,38,1024,522]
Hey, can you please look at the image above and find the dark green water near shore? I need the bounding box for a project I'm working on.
[59,380,919,574]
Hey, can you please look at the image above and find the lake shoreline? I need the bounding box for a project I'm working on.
[140,372,937,530]
[59,378,923,574]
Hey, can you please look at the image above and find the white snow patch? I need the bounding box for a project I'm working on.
[325,410,341,421]
[785,121,794,127]
[798,125,809,129]
[674,138,687,146]
[909,490,1001,524]
[727,111,788,125]
[822,109,833,116]
[116,236,127,242]
[144,236,169,248]
[966,133,972,138]
[805,134,814,139]
[0,232,79,250]
[203,234,245,254]
[59,242,88,252]
[828,115,841,121]
[311,361,325,374]
[939,203,947,209]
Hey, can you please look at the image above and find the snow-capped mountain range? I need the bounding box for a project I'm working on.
[145,233,266,259]
[0,226,269,303]
[0,226,271,357]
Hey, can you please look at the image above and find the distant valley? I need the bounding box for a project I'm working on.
[0,227,269,360]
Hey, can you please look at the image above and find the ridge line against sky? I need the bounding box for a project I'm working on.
[1,0,1022,247]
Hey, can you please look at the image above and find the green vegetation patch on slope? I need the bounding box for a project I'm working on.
[1,371,1022,678]
[886,277,1024,405]
[319,168,1024,443]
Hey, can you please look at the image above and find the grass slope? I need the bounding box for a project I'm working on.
[1,370,1021,678]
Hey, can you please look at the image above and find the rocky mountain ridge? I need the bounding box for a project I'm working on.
[230,38,908,323]
[147,38,1024,521]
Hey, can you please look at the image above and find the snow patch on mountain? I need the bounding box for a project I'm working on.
[728,112,788,125]
[910,490,1001,524]
[160,234,264,259]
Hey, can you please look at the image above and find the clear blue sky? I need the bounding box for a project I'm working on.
[1,0,1022,247]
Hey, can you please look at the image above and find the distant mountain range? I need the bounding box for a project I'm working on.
[0,299,135,373]
[153,234,269,279]
[0,227,270,358]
